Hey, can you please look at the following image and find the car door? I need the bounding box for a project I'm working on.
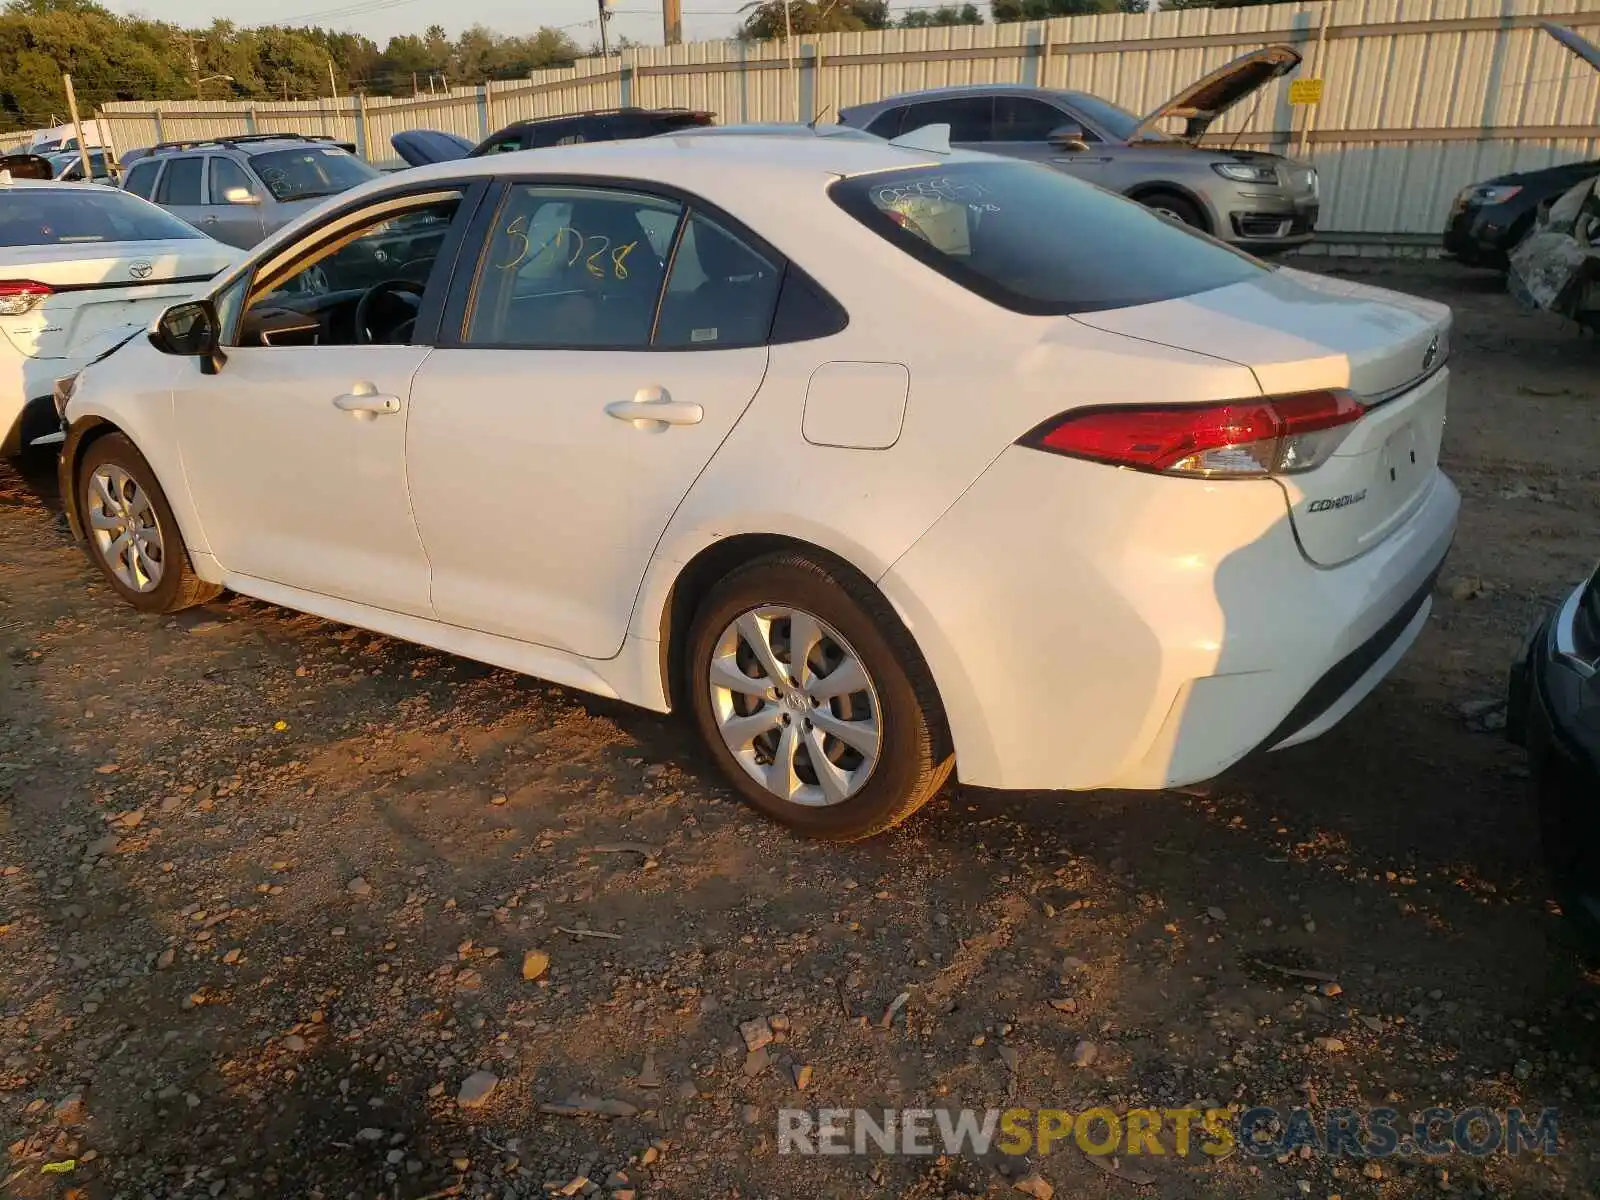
[405,181,781,659]
[172,183,482,617]
[987,94,1113,179]
[201,156,266,248]
[153,154,207,230]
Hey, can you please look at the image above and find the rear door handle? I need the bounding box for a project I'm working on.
[606,387,702,429]
[333,387,402,419]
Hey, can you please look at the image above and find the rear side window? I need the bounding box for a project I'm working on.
[866,109,905,138]
[993,96,1067,143]
[905,97,992,142]
[0,189,206,247]
[155,156,203,205]
[123,160,160,199]
[831,160,1265,315]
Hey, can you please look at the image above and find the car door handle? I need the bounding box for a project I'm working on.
[605,388,703,429]
[333,388,402,419]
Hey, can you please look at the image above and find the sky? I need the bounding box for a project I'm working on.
[100,0,749,52]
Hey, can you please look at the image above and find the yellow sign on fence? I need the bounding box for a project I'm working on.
[1289,78,1324,105]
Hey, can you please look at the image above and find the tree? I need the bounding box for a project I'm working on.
[897,3,982,26]
[990,0,1118,20]
[738,0,890,40]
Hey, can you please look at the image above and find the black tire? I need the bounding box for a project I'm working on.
[77,432,221,614]
[684,552,954,841]
[1139,191,1205,231]
[1539,754,1600,962]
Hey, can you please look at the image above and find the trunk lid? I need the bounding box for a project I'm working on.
[0,238,238,360]
[1128,44,1302,144]
[1542,20,1600,73]
[391,130,474,167]
[1073,267,1451,567]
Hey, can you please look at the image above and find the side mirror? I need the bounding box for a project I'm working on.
[222,187,260,205]
[150,300,226,373]
[1047,122,1090,153]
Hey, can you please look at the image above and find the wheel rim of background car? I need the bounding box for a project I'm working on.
[87,464,165,593]
[1150,203,1189,224]
[708,606,882,807]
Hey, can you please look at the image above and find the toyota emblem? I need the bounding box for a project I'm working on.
[128,261,153,280]
[1422,333,1439,372]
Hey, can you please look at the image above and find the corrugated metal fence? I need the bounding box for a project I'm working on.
[96,0,1600,249]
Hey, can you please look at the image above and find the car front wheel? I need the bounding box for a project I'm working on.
[685,552,953,840]
[77,432,221,614]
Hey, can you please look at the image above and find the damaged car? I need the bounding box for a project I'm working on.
[1507,171,1600,332]
[1446,23,1600,273]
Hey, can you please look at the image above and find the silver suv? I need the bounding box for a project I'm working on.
[839,46,1318,254]
[120,133,380,249]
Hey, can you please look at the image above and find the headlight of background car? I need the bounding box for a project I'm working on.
[1461,184,1523,206]
[1212,162,1280,185]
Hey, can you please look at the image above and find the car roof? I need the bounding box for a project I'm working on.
[851,83,1061,107]
[0,178,118,192]
[384,133,956,191]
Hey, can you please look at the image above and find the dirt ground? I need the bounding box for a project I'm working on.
[1,259,1598,1200]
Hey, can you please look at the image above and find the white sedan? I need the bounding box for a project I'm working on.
[55,134,1459,840]
[0,178,241,455]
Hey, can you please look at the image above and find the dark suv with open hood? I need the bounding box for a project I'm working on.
[838,45,1318,253]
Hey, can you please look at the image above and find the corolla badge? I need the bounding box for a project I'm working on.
[128,261,153,280]
[1422,333,1439,372]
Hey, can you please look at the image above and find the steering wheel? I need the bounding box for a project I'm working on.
[354,279,425,345]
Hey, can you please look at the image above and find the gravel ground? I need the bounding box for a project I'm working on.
[2,260,1598,1200]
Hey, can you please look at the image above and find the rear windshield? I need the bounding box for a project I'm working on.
[830,160,1265,315]
[248,146,380,202]
[0,188,206,247]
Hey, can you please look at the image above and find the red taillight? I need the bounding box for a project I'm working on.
[1022,389,1364,478]
[0,280,51,316]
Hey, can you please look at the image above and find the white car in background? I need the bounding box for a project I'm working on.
[0,179,241,455]
[55,135,1458,840]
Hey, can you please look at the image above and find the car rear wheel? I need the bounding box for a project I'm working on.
[77,432,221,614]
[685,552,953,840]
[1140,191,1205,230]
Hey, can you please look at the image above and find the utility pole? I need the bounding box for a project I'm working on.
[176,32,206,99]
[62,74,91,182]
[327,56,339,99]
[663,0,682,45]
[597,0,611,57]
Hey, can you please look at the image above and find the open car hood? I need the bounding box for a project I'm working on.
[390,129,474,167]
[1128,44,1302,143]
[1542,20,1600,73]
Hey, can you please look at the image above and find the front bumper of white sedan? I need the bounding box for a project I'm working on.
[879,443,1460,792]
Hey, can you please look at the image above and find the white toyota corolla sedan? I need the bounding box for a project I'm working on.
[0,179,241,455]
[54,132,1459,840]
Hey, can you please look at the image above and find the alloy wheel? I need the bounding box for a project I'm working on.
[86,463,165,593]
[707,605,881,807]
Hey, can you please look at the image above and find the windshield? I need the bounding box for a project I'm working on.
[1055,91,1173,142]
[248,146,380,202]
[0,188,206,247]
[831,160,1265,315]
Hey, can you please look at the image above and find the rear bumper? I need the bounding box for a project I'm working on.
[879,446,1459,791]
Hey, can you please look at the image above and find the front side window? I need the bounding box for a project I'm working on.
[463,185,681,349]
[904,97,992,142]
[832,160,1264,315]
[480,132,526,155]
[155,156,203,206]
[993,96,1070,143]
[866,108,906,139]
[208,157,258,204]
[248,146,380,202]
[0,188,206,247]
[238,191,463,348]
[123,160,160,199]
